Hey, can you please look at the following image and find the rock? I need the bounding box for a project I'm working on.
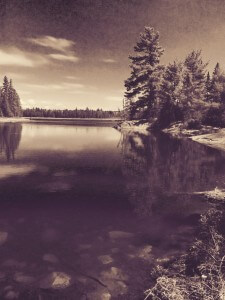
[4,286,13,291]
[43,253,59,264]
[0,271,6,280]
[111,248,119,254]
[76,275,87,284]
[105,280,127,297]
[3,260,26,269]
[0,232,8,245]
[98,255,113,265]
[86,286,111,300]
[156,257,171,264]
[80,253,90,260]
[14,272,36,284]
[101,267,127,281]
[40,272,72,289]
[42,228,59,242]
[137,245,152,260]
[108,231,134,240]
[4,291,19,299]
[78,244,92,250]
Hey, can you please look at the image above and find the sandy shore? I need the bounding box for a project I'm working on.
[191,129,225,151]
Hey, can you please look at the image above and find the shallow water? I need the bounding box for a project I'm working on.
[0,123,225,299]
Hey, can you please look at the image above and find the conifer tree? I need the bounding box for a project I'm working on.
[180,50,208,120]
[1,76,13,117]
[157,61,183,127]
[8,79,22,117]
[205,72,212,102]
[124,27,164,120]
[210,63,225,103]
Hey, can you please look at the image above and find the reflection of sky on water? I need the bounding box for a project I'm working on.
[19,124,120,152]
[0,165,35,179]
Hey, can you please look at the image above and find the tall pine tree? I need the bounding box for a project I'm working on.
[124,27,164,120]
[0,76,22,117]
[180,50,208,121]
[210,63,225,103]
[1,76,13,117]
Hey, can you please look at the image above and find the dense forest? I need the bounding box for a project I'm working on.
[23,107,121,118]
[0,76,22,117]
[124,27,225,129]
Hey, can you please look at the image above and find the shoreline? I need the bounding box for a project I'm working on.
[2,117,225,152]
[0,117,121,126]
[116,120,225,152]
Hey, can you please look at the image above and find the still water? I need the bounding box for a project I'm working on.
[0,123,225,299]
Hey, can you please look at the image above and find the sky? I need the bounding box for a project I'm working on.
[0,0,225,110]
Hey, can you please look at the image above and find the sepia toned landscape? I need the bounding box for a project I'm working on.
[1,1,225,299]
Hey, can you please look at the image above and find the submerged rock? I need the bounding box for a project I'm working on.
[98,255,113,265]
[42,228,59,242]
[108,231,134,240]
[86,286,111,300]
[14,272,36,284]
[3,260,26,269]
[0,232,8,245]
[43,253,59,264]
[4,291,19,299]
[136,245,152,260]
[105,280,127,297]
[101,267,127,281]
[40,272,72,289]
[0,271,6,280]
[78,244,92,250]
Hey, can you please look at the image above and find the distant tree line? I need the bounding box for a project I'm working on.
[124,27,225,129]
[0,76,22,117]
[23,107,121,118]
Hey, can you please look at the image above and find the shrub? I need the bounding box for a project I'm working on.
[185,119,202,130]
[154,101,183,130]
[202,106,225,128]
[145,207,225,300]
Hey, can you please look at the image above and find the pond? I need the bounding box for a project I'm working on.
[0,122,225,299]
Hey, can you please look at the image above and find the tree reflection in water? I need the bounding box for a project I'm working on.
[120,130,225,217]
[0,123,22,161]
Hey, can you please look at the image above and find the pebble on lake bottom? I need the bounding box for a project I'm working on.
[43,253,59,264]
[40,272,72,289]
[98,255,113,265]
[108,231,134,240]
[0,232,8,246]
[14,272,36,284]
[4,291,19,299]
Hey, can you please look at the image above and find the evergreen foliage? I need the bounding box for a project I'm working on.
[124,27,225,128]
[0,76,22,117]
[125,27,164,120]
[23,107,121,119]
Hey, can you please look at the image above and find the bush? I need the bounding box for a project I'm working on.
[154,101,183,130]
[186,119,202,130]
[145,207,225,300]
[202,106,225,128]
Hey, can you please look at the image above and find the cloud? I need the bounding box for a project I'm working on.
[102,58,117,63]
[0,47,48,67]
[28,36,75,53]
[49,53,79,62]
[25,82,84,91]
[106,96,122,102]
[65,75,80,80]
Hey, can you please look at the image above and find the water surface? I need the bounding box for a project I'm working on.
[0,123,225,299]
